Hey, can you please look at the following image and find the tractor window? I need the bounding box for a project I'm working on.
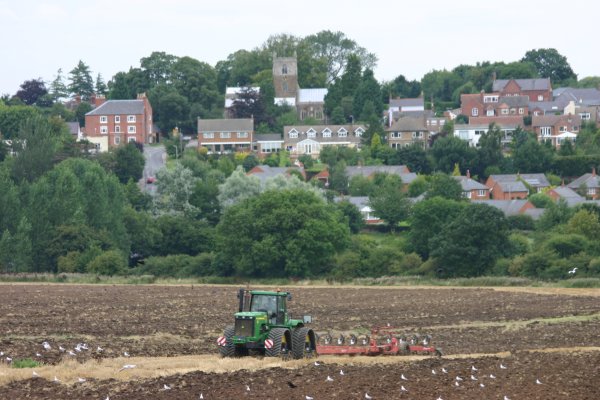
[250,295,277,317]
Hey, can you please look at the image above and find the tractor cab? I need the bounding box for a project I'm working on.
[238,289,290,326]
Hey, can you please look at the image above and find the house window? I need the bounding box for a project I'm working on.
[307,129,316,138]
[114,116,120,123]
[338,128,348,137]
[322,128,332,138]
[260,142,282,153]
[114,136,121,145]
[501,108,509,115]
[559,126,566,132]
[289,131,298,138]
[282,64,288,74]
[477,189,486,197]
[518,108,524,115]
[390,132,401,139]
[475,130,485,136]
[237,132,248,138]
[573,125,579,131]
[127,137,136,143]
[128,126,136,134]
[127,115,136,123]
[100,116,108,124]
[486,109,494,116]
[430,120,437,125]
[471,108,479,117]
[538,95,544,101]
[412,131,423,139]
[588,188,597,195]
[100,126,108,134]
[580,112,591,120]
[510,108,516,115]
[391,143,400,149]
[115,125,121,133]
[464,191,472,199]
[315,110,323,120]
[203,132,214,139]
[540,127,552,136]
[220,132,231,139]
[355,128,364,137]
[283,81,288,93]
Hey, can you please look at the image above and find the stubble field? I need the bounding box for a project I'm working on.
[0,284,599,399]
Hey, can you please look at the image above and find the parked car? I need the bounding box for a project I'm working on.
[146,176,156,184]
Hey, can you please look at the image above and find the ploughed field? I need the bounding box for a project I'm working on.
[0,284,599,399]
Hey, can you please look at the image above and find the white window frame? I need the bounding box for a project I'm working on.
[518,108,524,115]
[237,132,248,138]
[100,126,108,134]
[390,132,401,139]
[322,128,332,138]
[114,136,121,145]
[307,128,316,138]
[203,132,214,139]
[477,189,486,197]
[540,127,552,137]
[559,126,566,132]
[579,112,591,120]
[355,128,364,137]
[538,95,544,101]
[486,109,494,116]
[412,131,423,139]
[471,107,479,117]
[128,126,136,134]
[288,129,298,138]
[127,115,136,123]
[114,116,120,123]
[337,128,348,137]
[220,132,231,139]
[464,191,472,199]
[588,188,597,195]
[100,116,108,124]
[115,125,121,133]
[501,108,509,115]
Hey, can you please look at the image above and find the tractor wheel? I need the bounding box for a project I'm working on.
[265,328,292,360]
[292,327,317,359]
[219,325,235,358]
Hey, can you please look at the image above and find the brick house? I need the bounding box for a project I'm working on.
[547,185,585,206]
[492,78,552,102]
[461,92,528,120]
[84,93,154,152]
[198,118,254,154]
[532,114,581,148]
[386,116,430,149]
[472,199,540,219]
[567,168,600,199]
[486,174,550,200]
[345,165,416,190]
[453,171,490,200]
[283,124,365,158]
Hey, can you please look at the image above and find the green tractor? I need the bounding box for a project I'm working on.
[217,288,317,360]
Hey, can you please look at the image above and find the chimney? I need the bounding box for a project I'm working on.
[466,169,471,179]
[593,167,597,177]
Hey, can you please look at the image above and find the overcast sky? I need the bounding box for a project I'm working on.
[1,0,598,95]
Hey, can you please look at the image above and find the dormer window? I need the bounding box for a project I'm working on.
[307,128,316,138]
[289,129,298,139]
[355,127,364,137]
[338,128,348,137]
[322,128,332,138]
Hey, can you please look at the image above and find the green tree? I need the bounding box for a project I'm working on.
[475,125,503,178]
[425,172,464,201]
[512,132,553,173]
[154,214,214,256]
[407,175,429,197]
[216,189,349,278]
[567,209,600,240]
[393,144,431,173]
[0,103,40,139]
[431,135,476,173]
[331,106,346,124]
[140,51,178,87]
[68,60,95,100]
[521,48,577,86]
[409,197,466,258]
[113,143,145,184]
[87,250,127,275]
[354,69,383,118]
[75,101,93,127]
[368,174,411,230]
[49,68,69,101]
[154,162,199,216]
[430,203,509,277]
[329,160,349,194]
[95,73,108,96]
[335,200,364,234]
[217,165,261,208]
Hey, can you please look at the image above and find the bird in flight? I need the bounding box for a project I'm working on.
[119,364,136,372]
[568,267,577,274]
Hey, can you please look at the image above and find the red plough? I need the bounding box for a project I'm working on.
[316,326,442,357]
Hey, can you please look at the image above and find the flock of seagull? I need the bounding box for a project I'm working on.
[2,341,548,399]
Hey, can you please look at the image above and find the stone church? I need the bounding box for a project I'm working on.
[272,53,327,123]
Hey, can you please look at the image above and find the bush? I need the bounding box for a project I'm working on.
[139,253,216,277]
[544,233,588,258]
[12,358,42,368]
[86,250,127,275]
[507,214,535,231]
[507,233,530,257]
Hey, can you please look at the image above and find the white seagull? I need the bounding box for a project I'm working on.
[326,376,334,382]
[471,365,478,372]
[479,383,485,388]
[163,384,171,390]
[5,357,12,363]
[199,394,203,399]
[59,346,65,352]
[455,376,463,381]
[42,342,51,350]
[97,346,104,352]
[36,353,42,357]
[568,267,578,274]
[105,396,110,400]
[489,374,496,379]
[118,364,136,372]
[32,371,39,377]
[400,385,407,392]
[365,393,373,399]
[504,396,511,400]
[470,375,478,381]
[454,381,460,387]
[441,367,448,374]
[68,350,76,356]
[123,351,130,357]
[305,396,314,400]
[340,369,345,375]
[78,378,86,383]
[314,361,320,366]
[53,376,60,383]
[401,373,408,380]
[536,378,543,385]
[432,369,436,375]
[437,397,443,400]
[500,363,507,369]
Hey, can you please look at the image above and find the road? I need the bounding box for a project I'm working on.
[141,145,166,195]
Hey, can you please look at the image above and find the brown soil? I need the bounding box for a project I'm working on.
[0,284,599,399]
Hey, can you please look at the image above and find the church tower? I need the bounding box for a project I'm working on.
[272,52,299,104]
